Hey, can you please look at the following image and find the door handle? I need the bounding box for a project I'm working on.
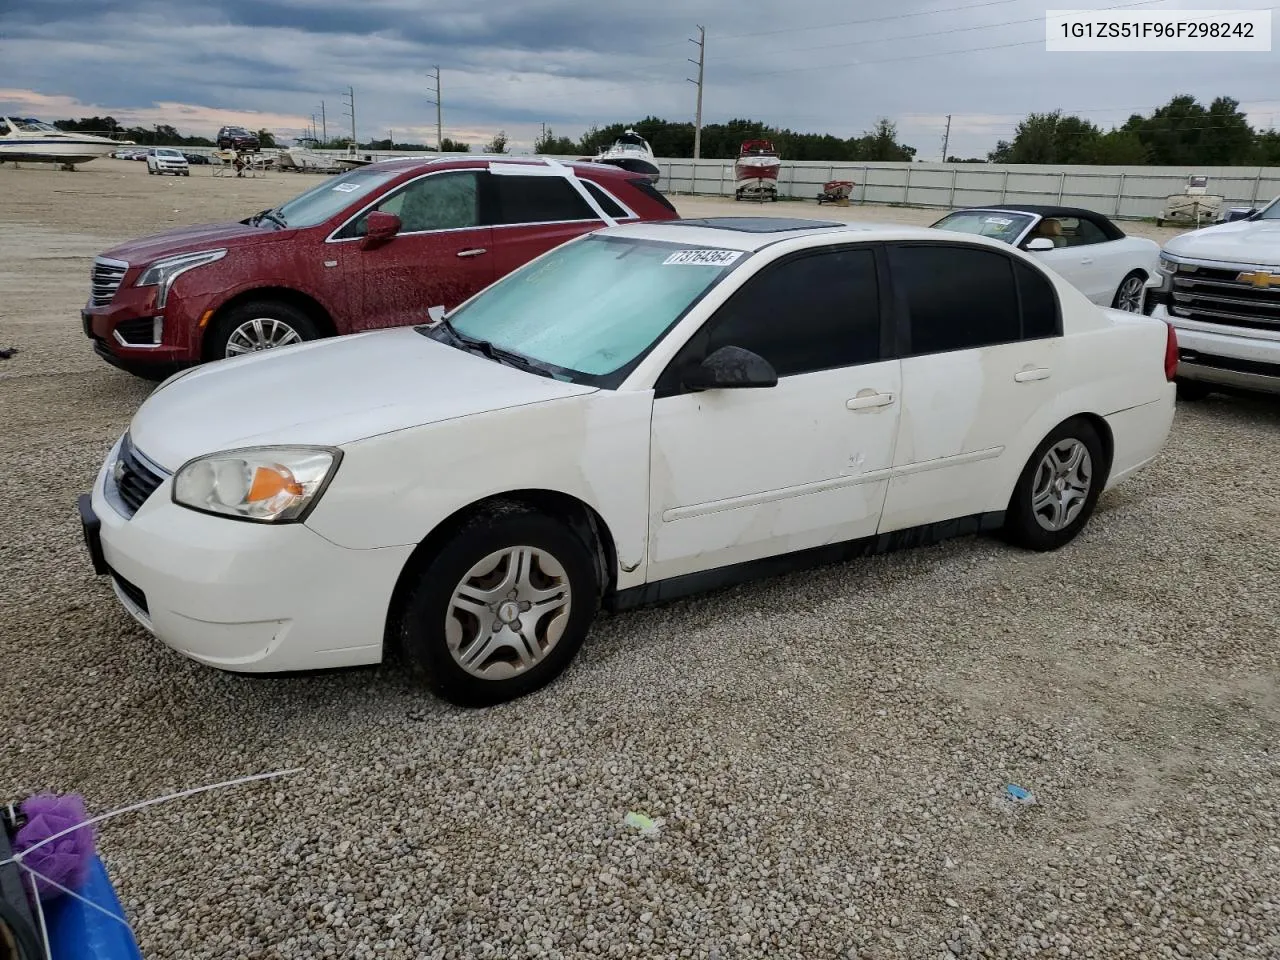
[1080,257,1094,265]
[1014,367,1051,382]
[846,392,895,410]
[457,248,487,258]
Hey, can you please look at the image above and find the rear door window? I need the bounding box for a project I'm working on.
[889,244,1020,354]
[491,174,596,225]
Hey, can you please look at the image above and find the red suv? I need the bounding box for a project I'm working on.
[83,157,679,378]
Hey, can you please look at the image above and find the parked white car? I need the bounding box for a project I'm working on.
[1148,195,1280,397]
[932,205,1161,313]
[146,148,189,177]
[78,217,1177,705]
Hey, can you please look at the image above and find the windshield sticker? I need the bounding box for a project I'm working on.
[332,182,360,193]
[663,249,743,266]
[984,216,1014,225]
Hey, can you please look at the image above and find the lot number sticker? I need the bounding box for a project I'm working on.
[333,183,360,192]
[663,249,743,266]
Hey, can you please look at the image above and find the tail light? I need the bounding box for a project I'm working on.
[1164,322,1178,381]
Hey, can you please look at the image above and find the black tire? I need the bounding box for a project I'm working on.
[1003,417,1107,552]
[204,299,321,361]
[1111,270,1147,313]
[1176,378,1211,401]
[397,502,600,707]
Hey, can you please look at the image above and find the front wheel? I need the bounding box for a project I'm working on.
[205,300,321,360]
[1004,418,1106,552]
[1112,271,1147,313]
[397,503,600,707]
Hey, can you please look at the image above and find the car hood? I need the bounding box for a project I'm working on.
[1163,219,1280,264]
[101,220,284,264]
[128,328,597,470]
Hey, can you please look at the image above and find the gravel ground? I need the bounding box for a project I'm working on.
[1,159,1278,960]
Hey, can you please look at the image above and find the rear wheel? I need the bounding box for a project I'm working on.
[397,503,600,707]
[1112,271,1146,313]
[205,300,321,360]
[1004,418,1106,552]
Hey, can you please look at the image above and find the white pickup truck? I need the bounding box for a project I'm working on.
[1149,196,1280,398]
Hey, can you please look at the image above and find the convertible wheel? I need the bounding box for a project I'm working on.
[398,502,600,707]
[1004,418,1106,552]
[1112,271,1147,313]
[206,300,320,360]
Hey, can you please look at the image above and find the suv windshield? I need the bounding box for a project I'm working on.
[932,210,1035,245]
[437,235,743,386]
[272,166,404,229]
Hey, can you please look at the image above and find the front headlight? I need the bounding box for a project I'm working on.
[1157,255,1178,275]
[172,446,340,523]
[136,249,226,308]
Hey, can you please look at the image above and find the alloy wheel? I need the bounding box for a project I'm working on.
[1117,276,1145,313]
[224,318,303,356]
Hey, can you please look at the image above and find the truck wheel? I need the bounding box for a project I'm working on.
[1175,379,1211,402]
[205,301,321,360]
[396,501,600,707]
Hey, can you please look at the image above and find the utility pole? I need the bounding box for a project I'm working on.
[941,114,952,163]
[320,101,327,144]
[342,86,356,147]
[687,25,705,160]
[426,66,442,152]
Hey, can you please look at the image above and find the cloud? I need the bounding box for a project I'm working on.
[3,0,1278,157]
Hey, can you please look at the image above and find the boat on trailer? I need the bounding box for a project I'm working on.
[0,118,122,169]
[734,139,781,202]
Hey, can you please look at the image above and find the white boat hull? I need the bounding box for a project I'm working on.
[0,140,118,165]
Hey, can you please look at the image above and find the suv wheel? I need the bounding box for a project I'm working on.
[396,502,600,707]
[206,300,321,360]
[1004,418,1107,552]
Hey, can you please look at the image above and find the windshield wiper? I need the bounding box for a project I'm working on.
[254,208,288,229]
[433,318,557,377]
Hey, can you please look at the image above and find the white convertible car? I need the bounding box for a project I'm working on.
[79,217,1177,706]
[932,205,1161,313]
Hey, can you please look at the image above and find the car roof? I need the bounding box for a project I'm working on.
[367,155,643,181]
[596,217,998,252]
[951,204,1113,223]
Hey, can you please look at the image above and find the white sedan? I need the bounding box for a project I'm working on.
[931,205,1161,313]
[79,217,1177,706]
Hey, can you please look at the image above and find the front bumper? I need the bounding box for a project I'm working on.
[1152,304,1280,395]
[83,284,205,368]
[81,440,414,672]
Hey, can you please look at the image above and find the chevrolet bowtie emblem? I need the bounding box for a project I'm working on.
[1238,270,1277,289]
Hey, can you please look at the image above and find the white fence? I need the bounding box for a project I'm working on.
[176,146,1280,221]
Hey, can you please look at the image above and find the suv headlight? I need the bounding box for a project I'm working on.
[172,446,340,523]
[1157,255,1178,275]
[136,249,226,308]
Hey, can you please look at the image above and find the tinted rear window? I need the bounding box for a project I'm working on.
[492,175,595,224]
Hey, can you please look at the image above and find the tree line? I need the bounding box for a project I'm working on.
[989,95,1280,166]
[534,116,917,162]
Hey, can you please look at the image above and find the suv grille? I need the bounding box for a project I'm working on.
[91,258,128,307]
[112,436,166,517]
[1170,264,1280,331]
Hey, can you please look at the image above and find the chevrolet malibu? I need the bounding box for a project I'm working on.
[79,217,1177,706]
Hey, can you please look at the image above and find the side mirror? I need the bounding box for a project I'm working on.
[363,211,402,246]
[1025,237,1055,252]
[682,345,778,391]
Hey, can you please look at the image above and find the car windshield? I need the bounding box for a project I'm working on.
[1255,197,1280,220]
[931,210,1035,245]
[15,118,59,134]
[438,235,743,386]
[272,167,404,228]
[157,149,182,157]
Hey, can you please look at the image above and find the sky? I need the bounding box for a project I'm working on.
[1,0,1277,158]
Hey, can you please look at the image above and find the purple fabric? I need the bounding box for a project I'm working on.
[14,794,96,901]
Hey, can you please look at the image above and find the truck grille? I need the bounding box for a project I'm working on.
[112,436,166,518]
[90,257,128,306]
[1170,265,1280,332]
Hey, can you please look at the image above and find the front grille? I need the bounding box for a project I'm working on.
[113,436,165,517]
[114,317,157,345]
[1170,264,1280,331]
[91,257,128,307]
[109,567,149,614]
